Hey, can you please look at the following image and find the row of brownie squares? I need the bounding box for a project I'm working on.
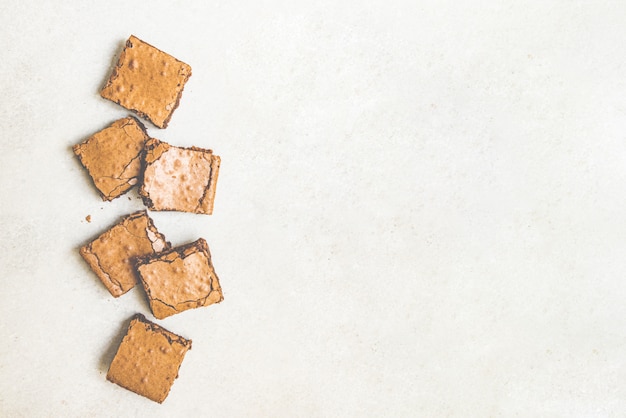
[72,35,222,403]
[73,115,220,214]
[79,210,223,318]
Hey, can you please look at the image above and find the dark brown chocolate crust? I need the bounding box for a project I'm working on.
[106,313,191,403]
[131,313,192,349]
[135,237,209,266]
[136,238,223,319]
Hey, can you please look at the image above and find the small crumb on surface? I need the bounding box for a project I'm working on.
[86,215,91,223]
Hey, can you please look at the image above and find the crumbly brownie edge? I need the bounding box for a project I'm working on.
[159,66,192,129]
[138,138,166,209]
[135,237,209,268]
[126,115,150,139]
[199,154,220,215]
[140,210,172,252]
[79,245,126,297]
[131,313,192,349]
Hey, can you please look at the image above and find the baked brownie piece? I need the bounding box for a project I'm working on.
[79,211,170,297]
[139,138,220,215]
[136,238,223,319]
[107,313,192,403]
[73,116,149,201]
[100,35,192,128]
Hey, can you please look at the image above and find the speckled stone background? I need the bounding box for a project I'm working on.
[1,1,625,416]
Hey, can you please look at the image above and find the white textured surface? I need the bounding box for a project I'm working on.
[1,1,626,416]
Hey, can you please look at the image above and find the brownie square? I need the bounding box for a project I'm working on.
[139,138,220,215]
[136,238,223,319]
[73,116,149,201]
[79,211,170,297]
[100,35,192,129]
[107,314,192,403]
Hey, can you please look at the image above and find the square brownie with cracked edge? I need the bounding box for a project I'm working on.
[139,138,220,215]
[136,238,223,319]
[107,313,192,403]
[73,116,149,201]
[100,35,192,129]
[79,211,170,297]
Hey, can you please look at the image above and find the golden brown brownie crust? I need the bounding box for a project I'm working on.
[139,138,220,215]
[136,238,223,319]
[100,35,192,129]
[107,314,192,403]
[79,211,170,297]
[73,116,149,201]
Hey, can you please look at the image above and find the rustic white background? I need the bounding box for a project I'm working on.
[1,1,625,416]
